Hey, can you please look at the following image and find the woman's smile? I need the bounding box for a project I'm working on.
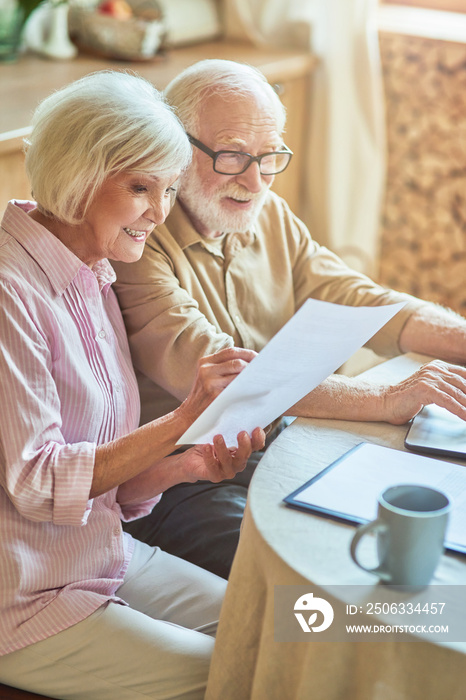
[122,226,154,241]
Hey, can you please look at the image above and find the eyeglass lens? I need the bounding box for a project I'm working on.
[214,151,291,175]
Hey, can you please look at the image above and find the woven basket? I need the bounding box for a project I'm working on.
[68,6,165,61]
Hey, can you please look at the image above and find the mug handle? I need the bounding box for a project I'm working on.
[350,520,391,582]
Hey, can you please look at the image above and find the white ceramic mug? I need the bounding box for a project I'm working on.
[350,484,451,586]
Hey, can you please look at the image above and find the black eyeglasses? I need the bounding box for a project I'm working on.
[187,134,293,176]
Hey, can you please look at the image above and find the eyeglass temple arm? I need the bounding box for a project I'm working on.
[186,134,217,159]
[187,133,292,158]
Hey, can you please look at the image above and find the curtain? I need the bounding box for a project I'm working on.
[222,0,385,277]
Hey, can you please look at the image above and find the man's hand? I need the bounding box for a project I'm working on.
[287,359,466,426]
[382,360,466,425]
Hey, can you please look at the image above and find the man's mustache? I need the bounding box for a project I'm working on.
[219,185,267,201]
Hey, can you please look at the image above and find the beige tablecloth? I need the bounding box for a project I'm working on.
[206,355,466,700]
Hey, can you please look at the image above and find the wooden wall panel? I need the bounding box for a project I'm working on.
[378,32,466,313]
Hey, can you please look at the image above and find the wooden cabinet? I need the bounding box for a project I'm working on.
[0,41,315,217]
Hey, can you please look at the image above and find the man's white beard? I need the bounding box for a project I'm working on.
[178,167,270,236]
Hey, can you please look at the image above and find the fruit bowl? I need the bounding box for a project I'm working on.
[68,1,165,61]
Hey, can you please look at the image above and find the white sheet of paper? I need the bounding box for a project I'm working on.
[291,442,466,550]
[178,299,406,447]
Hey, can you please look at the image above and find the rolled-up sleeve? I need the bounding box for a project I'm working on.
[287,211,425,357]
[117,494,162,523]
[0,280,96,526]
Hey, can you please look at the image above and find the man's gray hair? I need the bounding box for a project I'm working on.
[164,59,287,136]
[25,70,191,225]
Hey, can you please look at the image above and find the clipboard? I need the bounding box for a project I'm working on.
[283,442,466,555]
[284,445,369,526]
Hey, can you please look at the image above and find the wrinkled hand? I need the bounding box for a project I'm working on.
[384,360,466,425]
[179,347,257,425]
[179,427,266,483]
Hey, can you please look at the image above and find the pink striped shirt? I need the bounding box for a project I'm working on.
[0,201,160,656]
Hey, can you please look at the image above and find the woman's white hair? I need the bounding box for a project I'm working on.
[25,70,191,225]
[164,59,287,136]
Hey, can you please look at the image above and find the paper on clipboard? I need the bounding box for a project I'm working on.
[178,299,406,447]
[284,442,466,554]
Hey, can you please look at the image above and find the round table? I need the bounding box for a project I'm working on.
[206,354,466,700]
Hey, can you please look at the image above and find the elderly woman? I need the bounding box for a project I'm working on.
[0,70,264,700]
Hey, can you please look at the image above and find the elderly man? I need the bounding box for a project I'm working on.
[112,59,466,579]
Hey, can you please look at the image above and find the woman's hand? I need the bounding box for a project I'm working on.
[116,428,266,507]
[176,427,266,484]
[178,347,258,426]
[94,348,258,499]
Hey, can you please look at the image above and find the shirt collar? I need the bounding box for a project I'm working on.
[2,201,116,296]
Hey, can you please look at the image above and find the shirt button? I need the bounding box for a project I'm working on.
[98,329,106,339]
[114,384,121,393]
